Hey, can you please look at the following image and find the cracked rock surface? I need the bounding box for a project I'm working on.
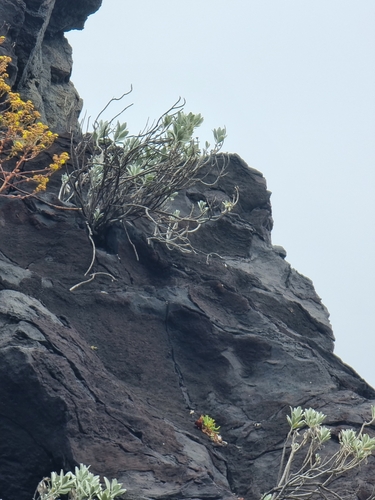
[1,152,374,500]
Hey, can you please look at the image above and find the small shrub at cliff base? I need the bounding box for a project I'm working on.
[0,36,69,197]
[34,463,126,500]
[261,406,375,500]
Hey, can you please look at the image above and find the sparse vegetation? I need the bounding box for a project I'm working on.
[34,463,126,500]
[195,413,227,445]
[60,95,238,255]
[261,406,375,500]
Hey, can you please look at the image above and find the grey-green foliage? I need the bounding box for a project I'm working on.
[64,99,235,250]
[165,110,204,144]
[35,464,126,500]
[261,406,375,500]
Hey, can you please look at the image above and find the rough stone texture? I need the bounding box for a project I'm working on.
[0,0,102,133]
[1,152,375,500]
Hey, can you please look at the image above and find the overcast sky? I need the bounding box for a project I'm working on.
[67,1,375,387]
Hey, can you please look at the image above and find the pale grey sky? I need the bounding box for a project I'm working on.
[67,1,375,386]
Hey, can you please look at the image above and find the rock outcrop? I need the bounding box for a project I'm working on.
[1,153,375,500]
[0,0,102,133]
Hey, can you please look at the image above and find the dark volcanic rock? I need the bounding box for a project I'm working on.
[1,152,374,500]
[0,0,102,133]
[1,2,375,498]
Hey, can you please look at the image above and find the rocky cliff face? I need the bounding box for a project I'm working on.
[1,3,375,500]
[1,154,375,500]
[0,0,102,133]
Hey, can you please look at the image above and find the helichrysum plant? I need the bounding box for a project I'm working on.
[0,36,69,197]
[34,463,126,500]
[261,406,375,500]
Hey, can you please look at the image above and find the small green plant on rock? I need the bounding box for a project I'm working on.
[34,463,126,500]
[202,414,221,435]
[261,406,375,500]
[195,413,227,445]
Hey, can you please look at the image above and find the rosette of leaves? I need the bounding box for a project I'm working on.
[195,414,226,445]
[201,414,221,436]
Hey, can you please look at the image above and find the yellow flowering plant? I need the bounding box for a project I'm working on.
[0,36,69,197]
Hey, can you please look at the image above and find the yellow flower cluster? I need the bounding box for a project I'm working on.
[32,175,49,192]
[49,152,70,172]
[0,37,69,197]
